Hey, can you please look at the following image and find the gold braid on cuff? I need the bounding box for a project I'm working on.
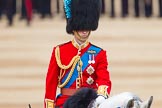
[45,99,54,108]
[97,85,109,98]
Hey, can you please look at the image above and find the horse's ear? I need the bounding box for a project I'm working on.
[141,96,153,108]
[146,96,153,108]
[29,104,31,108]
[126,99,134,108]
[87,99,96,108]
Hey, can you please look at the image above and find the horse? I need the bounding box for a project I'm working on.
[63,88,153,108]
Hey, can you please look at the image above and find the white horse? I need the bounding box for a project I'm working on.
[63,88,153,108]
[95,92,153,108]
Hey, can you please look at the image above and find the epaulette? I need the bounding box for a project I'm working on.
[91,44,103,50]
[56,41,71,47]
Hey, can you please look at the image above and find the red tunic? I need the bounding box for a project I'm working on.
[44,40,111,108]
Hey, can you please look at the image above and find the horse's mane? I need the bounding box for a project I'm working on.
[63,88,97,108]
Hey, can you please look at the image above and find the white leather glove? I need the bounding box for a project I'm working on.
[94,95,106,107]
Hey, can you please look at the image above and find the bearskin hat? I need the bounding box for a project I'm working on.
[64,0,101,34]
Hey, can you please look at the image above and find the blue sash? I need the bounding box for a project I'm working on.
[61,45,102,88]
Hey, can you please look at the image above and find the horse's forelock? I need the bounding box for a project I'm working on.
[87,99,96,108]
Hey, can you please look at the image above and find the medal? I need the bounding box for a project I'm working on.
[91,54,95,64]
[88,54,92,64]
[86,76,94,85]
[86,65,95,75]
[88,50,96,54]
[88,50,96,64]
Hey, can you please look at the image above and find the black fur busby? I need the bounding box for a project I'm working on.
[64,0,101,34]
[63,88,97,108]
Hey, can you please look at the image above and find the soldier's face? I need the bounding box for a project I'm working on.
[74,30,91,44]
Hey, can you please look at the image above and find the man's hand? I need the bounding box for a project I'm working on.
[94,95,106,107]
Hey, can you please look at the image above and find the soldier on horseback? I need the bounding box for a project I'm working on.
[44,0,112,108]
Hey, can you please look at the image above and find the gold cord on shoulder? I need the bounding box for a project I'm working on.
[55,46,80,69]
[55,46,81,88]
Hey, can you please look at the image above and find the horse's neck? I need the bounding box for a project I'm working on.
[98,92,140,108]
